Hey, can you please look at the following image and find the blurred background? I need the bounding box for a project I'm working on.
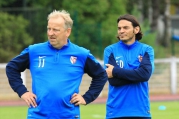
[0,0,179,102]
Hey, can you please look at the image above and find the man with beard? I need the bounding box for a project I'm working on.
[104,14,155,119]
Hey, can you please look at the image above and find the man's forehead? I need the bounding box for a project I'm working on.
[118,20,132,27]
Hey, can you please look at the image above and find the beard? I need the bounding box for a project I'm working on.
[118,29,136,43]
[120,35,135,44]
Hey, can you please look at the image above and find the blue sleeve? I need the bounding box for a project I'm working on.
[6,48,30,97]
[112,51,154,82]
[104,46,134,86]
[82,53,107,104]
[107,53,134,86]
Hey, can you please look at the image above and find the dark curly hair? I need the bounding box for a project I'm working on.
[117,14,143,41]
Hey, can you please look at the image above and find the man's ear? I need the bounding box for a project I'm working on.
[66,28,71,37]
[134,26,140,34]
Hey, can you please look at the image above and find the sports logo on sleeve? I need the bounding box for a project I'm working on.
[70,56,77,64]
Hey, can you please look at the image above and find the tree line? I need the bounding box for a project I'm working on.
[0,0,179,62]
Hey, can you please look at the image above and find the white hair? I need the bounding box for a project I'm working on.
[48,10,73,29]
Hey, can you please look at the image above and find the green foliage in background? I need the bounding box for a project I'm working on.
[0,0,178,62]
[140,21,167,58]
[0,0,128,61]
[23,8,48,43]
[0,12,33,62]
[0,0,15,6]
[123,4,167,59]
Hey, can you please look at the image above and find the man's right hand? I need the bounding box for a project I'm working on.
[21,92,37,108]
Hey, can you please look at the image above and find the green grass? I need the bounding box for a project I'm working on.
[81,101,179,119]
[0,106,27,119]
[0,101,179,119]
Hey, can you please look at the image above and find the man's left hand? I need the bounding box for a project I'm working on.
[105,64,114,78]
[70,93,86,105]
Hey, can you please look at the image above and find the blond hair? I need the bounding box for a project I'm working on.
[48,10,73,29]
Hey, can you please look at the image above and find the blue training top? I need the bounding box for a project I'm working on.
[6,39,107,119]
[104,40,154,118]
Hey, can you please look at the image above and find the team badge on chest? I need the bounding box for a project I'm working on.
[70,56,77,64]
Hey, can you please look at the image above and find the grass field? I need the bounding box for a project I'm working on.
[0,101,179,119]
